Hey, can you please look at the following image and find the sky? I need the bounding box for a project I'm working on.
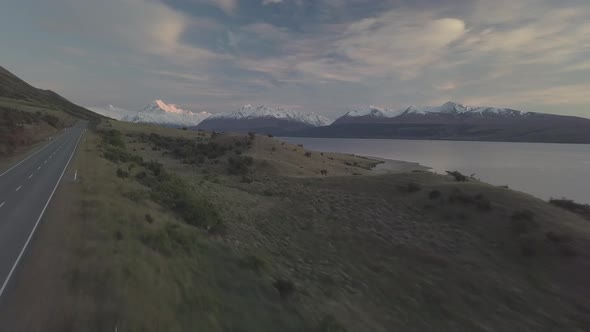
[1,0,590,119]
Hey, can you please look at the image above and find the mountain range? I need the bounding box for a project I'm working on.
[293,102,590,143]
[89,99,590,143]
[91,100,211,128]
[196,104,331,134]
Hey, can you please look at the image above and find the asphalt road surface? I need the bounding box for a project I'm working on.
[0,121,86,299]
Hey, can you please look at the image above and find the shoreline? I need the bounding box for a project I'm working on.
[369,156,431,174]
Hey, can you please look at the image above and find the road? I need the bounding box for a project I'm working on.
[0,121,86,299]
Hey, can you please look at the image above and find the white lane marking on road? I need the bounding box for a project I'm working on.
[28,174,33,179]
[0,129,67,177]
[37,166,41,170]
[0,125,85,299]
[0,202,4,209]
[44,160,47,164]
[15,185,21,192]
[74,169,77,181]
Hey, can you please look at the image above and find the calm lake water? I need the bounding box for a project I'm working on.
[279,137,590,204]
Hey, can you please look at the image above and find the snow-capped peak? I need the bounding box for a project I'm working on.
[120,100,211,127]
[208,105,332,127]
[401,101,524,116]
[344,105,403,118]
[141,99,193,115]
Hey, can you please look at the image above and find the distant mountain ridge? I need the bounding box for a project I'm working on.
[197,105,331,134]
[90,100,211,127]
[334,102,527,124]
[122,100,211,128]
[293,102,590,143]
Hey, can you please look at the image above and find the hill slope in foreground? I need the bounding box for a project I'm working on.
[0,66,101,157]
[4,116,589,331]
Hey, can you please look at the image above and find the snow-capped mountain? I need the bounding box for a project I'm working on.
[292,101,590,143]
[207,105,331,127]
[399,101,523,117]
[198,105,331,134]
[88,105,135,120]
[333,105,403,124]
[122,100,211,127]
[333,101,532,125]
[89,100,211,127]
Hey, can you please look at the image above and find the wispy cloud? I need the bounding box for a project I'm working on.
[2,0,590,117]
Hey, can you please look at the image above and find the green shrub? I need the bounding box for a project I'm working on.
[398,182,421,193]
[100,129,126,148]
[549,198,590,219]
[429,189,441,199]
[273,279,295,299]
[116,168,129,178]
[228,156,254,175]
[240,254,269,272]
[446,170,468,182]
[141,223,197,255]
[449,190,492,211]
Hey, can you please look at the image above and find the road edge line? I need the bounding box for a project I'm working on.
[0,124,85,298]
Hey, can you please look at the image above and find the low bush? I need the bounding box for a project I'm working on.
[116,168,129,178]
[549,198,590,219]
[273,279,295,299]
[141,223,197,255]
[398,182,422,193]
[228,156,254,176]
[240,254,269,272]
[446,170,468,182]
[100,129,126,148]
[449,190,492,211]
[304,151,312,158]
[429,189,441,199]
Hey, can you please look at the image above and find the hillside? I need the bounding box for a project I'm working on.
[0,66,103,158]
[7,118,589,331]
[0,66,101,121]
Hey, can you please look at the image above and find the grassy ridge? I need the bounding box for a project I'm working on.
[0,66,102,121]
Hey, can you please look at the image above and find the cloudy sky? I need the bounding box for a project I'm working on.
[1,0,589,118]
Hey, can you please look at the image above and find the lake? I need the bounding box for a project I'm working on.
[279,137,590,204]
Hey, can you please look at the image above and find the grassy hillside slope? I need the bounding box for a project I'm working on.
[0,66,101,121]
[0,66,102,159]
[20,119,588,331]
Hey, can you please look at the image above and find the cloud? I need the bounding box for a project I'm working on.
[6,0,590,118]
[212,0,238,13]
